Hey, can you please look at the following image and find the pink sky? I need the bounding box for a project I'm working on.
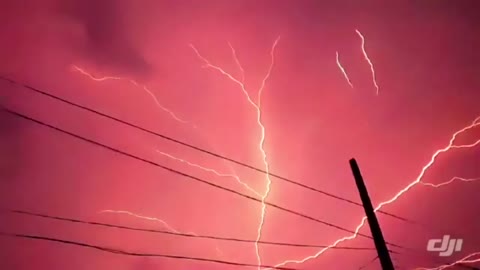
[1,1,479,269]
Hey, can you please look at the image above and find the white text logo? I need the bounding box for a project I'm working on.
[427,235,463,257]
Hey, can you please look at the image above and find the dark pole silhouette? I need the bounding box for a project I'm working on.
[349,158,395,270]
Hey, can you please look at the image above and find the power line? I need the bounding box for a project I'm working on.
[2,107,406,250]
[8,209,386,251]
[0,232,297,269]
[0,76,412,224]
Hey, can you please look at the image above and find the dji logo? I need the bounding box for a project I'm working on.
[427,235,463,257]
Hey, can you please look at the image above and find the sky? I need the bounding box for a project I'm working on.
[1,1,480,269]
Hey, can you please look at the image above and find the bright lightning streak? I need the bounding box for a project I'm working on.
[155,149,262,197]
[415,251,480,270]
[189,45,256,105]
[72,66,123,81]
[99,210,197,235]
[191,37,280,270]
[71,65,190,124]
[252,37,280,270]
[99,210,226,258]
[355,29,379,95]
[271,116,480,269]
[229,42,246,83]
[421,176,480,188]
[335,51,354,88]
[258,38,280,105]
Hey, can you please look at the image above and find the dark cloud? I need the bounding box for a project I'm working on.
[59,0,152,77]
[0,0,152,78]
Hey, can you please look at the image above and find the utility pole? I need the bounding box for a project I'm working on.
[349,158,395,270]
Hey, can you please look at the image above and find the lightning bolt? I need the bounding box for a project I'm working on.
[355,29,379,95]
[191,37,280,269]
[271,115,480,269]
[99,210,198,235]
[253,37,280,270]
[335,51,354,88]
[229,42,246,83]
[71,65,190,124]
[74,64,242,259]
[415,251,480,270]
[99,210,227,259]
[421,176,480,188]
[155,149,262,197]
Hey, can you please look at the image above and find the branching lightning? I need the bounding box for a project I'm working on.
[99,210,226,259]
[253,37,280,270]
[355,29,379,95]
[229,42,246,83]
[191,37,280,269]
[71,34,476,270]
[420,176,480,188]
[415,251,480,270]
[71,65,189,124]
[271,116,480,269]
[73,64,247,260]
[155,149,262,197]
[99,210,197,235]
[335,51,354,89]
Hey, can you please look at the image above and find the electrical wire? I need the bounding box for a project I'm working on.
[0,76,413,224]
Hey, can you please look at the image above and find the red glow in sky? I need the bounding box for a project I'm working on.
[1,1,480,269]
